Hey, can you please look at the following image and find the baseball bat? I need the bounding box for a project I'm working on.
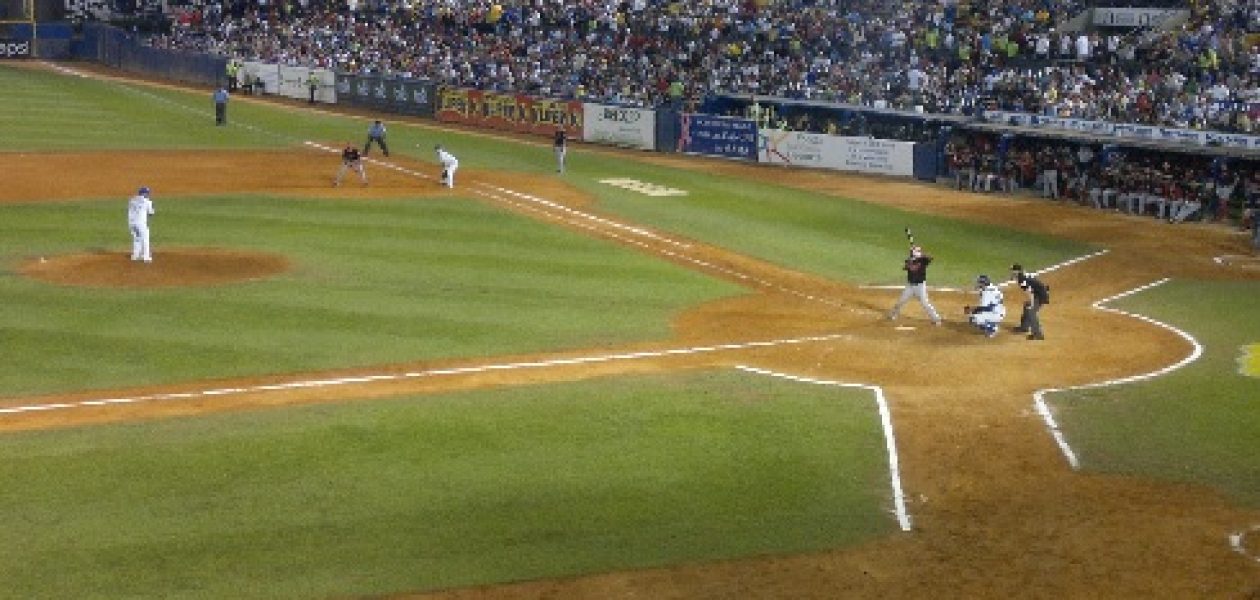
[904,226,915,246]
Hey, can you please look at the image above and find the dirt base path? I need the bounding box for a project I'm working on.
[2,61,1258,599]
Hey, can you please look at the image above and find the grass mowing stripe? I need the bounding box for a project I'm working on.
[0,370,893,599]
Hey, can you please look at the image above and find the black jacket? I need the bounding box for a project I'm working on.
[904,255,932,284]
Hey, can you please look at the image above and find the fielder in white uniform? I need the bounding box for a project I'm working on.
[436,145,459,188]
[128,186,155,263]
[966,274,1006,338]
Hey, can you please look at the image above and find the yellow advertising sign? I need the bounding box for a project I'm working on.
[1239,344,1260,377]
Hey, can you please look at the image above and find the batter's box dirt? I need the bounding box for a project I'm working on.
[18,247,290,287]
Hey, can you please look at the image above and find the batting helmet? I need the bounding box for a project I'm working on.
[138,186,151,196]
[976,274,991,288]
[910,245,923,258]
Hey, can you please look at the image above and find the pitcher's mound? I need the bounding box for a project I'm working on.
[19,247,290,288]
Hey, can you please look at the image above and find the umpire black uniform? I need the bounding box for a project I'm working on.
[1011,264,1048,340]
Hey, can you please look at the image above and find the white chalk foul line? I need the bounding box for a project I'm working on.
[306,141,853,311]
[733,365,912,532]
[0,333,850,417]
[47,62,296,142]
[1032,278,1204,471]
[1228,525,1260,563]
[477,184,690,249]
[472,187,850,309]
[1027,249,1110,278]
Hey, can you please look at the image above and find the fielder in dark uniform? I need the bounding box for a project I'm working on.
[1011,263,1049,340]
[554,128,567,174]
[333,143,367,187]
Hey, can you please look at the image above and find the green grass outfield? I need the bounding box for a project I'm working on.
[1050,280,1260,507]
[0,370,894,599]
[0,196,741,397]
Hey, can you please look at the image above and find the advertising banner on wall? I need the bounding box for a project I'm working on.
[436,88,583,135]
[241,60,279,94]
[0,39,31,58]
[274,66,337,103]
[1093,8,1186,28]
[335,72,355,103]
[983,109,1260,149]
[396,79,436,117]
[582,104,656,150]
[277,65,308,100]
[677,114,757,160]
[757,129,916,177]
[314,69,336,104]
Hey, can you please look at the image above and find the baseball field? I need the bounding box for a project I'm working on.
[1,61,1258,599]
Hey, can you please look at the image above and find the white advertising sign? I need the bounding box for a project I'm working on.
[582,104,656,150]
[1093,8,1186,28]
[278,64,310,100]
[984,109,1260,149]
[757,129,916,177]
[241,60,279,94]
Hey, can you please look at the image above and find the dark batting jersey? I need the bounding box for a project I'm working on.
[904,255,932,284]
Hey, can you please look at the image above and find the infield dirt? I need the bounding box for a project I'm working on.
[2,63,1258,599]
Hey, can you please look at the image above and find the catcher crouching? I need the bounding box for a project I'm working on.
[964,274,1006,338]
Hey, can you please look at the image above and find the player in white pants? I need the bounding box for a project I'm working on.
[966,274,1006,338]
[128,186,155,263]
[888,245,942,326]
[436,145,459,188]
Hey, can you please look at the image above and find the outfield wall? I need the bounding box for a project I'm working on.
[75,23,223,86]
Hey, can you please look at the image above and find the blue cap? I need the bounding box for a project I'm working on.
[138,186,150,196]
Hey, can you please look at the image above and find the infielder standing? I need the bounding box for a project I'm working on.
[966,274,1006,338]
[888,245,942,325]
[334,143,368,187]
[554,128,567,174]
[128,186,155,263]
[436,145,458,188]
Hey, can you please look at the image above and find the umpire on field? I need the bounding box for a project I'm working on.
[364,120,389,157]
[213,86,229,126]
[1011,263,1049,340]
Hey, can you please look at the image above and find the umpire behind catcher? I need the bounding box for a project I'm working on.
[1011,263,1049,340]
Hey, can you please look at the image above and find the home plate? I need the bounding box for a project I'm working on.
[895,326,917,331]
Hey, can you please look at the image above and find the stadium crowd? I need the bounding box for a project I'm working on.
[140,0,1260,133]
